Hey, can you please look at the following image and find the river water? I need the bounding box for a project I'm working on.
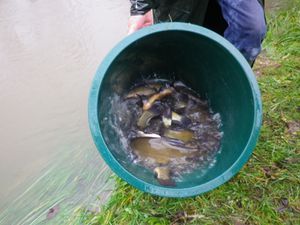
[0,0,128,224]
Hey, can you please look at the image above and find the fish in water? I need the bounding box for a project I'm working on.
[172,92,189,112]
[163,129,194,143]
[162,110,191,128]
[126,86,156,99]
[137,102,165,129]
[154,167,175,186]
[120,79,223,187]
[136,131,161,138]
[130,137,199,164]
[170,111,191,127]
[130,137,199,185]
[143,88,173,111]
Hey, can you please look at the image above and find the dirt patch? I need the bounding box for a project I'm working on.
[265,0,292,14]
[286,121,300,135]
[253,51,281,76]
[170,211,204,224]
[277,198,289,213]
[231,217,246,225]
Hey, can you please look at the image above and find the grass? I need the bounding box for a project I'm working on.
[75,2,300,224]
[0,146,113,225]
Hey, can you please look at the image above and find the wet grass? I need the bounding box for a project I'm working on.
[76,2,300,224]
[0,147,113,225]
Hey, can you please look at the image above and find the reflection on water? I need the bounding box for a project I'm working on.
[0,0,128,224]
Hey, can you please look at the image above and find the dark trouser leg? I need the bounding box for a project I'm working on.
[218,0,267,64]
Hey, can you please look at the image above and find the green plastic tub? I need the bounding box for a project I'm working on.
[88,23,262,197]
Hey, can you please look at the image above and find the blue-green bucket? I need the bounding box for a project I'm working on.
[88,23,262,197]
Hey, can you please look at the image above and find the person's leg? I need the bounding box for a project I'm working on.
[218,0,267,64]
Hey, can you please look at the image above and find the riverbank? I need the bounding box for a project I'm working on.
[74,1,300,224]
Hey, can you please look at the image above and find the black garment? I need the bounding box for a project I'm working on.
[129,0,152,15]
[130,0,206,22]
[129,0,264,19]
[129,0,264,36]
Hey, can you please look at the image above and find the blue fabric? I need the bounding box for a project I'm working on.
[218,0,267,63]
